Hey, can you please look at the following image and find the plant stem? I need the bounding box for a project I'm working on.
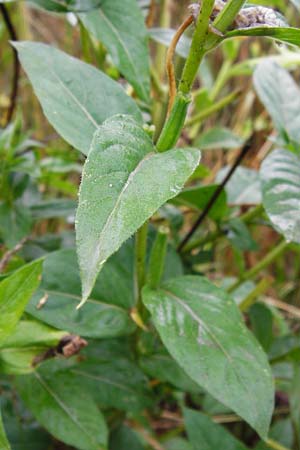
[182,204,264,253]
[264,439,292,450]
[0,3,20,126]
[185,89,240,127]
[147,226,169,289]
[134,221,148,313]
[179,0,215,95]
[239,277,272,312]
[228,240,290,293]
[178,136,253,252]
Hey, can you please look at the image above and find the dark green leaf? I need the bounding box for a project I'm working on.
[249,303,273,352]
[76,115,200,304]
[254,61,300,144]
[140,353,200,392]
[0,202,32,248]
[30,199,76,220]
[110,425,145,450]
[184,408,248,450]
[0,260,42,345]
[172,184,227,221]
[260,149,300,243]
[16,365,108,450]
[26,248,135,337]
[143,276,274,438]
[14,42,142,154]
[29,0,102,12]
[80,0,150,102]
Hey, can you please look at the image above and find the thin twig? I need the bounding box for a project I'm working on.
[178,137,254,252]
[166,15,193,114]
[0,3,20,126]
[263,296,300,320]
[0,236,30,272]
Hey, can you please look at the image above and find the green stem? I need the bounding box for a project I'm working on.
[264,439,292,450]
[239,277,272,312]
[185,89,240,127]
[209,59,232,101]
[182,203,264,254]
[228,240,290,293]
[179,0,215,95]
[134,221,148,312]
[147,226,169,289]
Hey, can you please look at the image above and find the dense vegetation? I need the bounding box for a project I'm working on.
[1,0,300,449]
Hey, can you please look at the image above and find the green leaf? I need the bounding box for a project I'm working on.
[195,127,244,150]
[80,0,150,102]
[143,276,274,438]
[26,248,135,338]
[172,184,227,221]
[110,425,145,450]
[140,353,200,392]
[225,26,300,48]
[0,320,66,375]
[249,303,273,352]
[76,115,200,304]
[260,149,300,243]
[254,61,300,145]
[290,365,300,445]
[149,28,191,59]
[16,365,108,450]
[0,202,32,248]
[216,166,262,205]
[14,42,142,154]
[183,408,248,450]
[29,0,101,12]
[30,199,76,220]
[0,411,10,450]
[0,260,42,345]
[69,357,152,412]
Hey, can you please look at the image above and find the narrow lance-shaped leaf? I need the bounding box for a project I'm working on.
[14,42,142,154]
[143,275,274,438]
[16,364,108,450]
[76,115,200,305]
[80,0,150,102]
[0,260,42,345]
[260,149,300,243]
[224,26,300,49]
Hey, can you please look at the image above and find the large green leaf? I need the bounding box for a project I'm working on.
[14,42,141,154]
[0,411,10,450]
[26,249,135,337]
[254,61,300,145]
[80,0,150,102]
[260,149,300,243]
[16,364,108,450]
[183,408,248,450]
[143,276,274,438]
[76,115,200,304]
[0,260,42,345]
[225,26,300,48]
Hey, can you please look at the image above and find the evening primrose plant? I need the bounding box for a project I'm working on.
[1,0,300,449]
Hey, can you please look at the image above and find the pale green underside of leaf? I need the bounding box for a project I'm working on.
[260,149,300,243]
[80,0,150,102]
[0,260,42,345]
[14,41,142,154]
[76,115,200,304]
[143,275,274,438]
[254,61,300,144]
[16,368,108,450]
